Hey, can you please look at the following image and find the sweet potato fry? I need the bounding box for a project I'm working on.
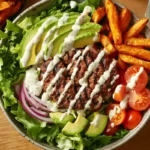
[118,55,127,69]
[100,34,116,53]
[0,1,13,11]
[105,0,122,44]
[119,54,150,70]
[120,8,131,33]
[124,18,149,38]
[92,7,106,23]
[125,37,150,48]
[116,45,150,61]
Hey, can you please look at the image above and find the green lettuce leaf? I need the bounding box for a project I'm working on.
[56,133,84,150]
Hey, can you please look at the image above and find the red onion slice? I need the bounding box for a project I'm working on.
[30,107,48,117]
[20,87,53,123]
[22,83,51,112]
[30,93,49,106]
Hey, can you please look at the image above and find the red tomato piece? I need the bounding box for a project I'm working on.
[129,89,150,111]
[124,65,148,92]
[103,121,120,136]
[113,84,127,102]
[106,104,126,126]
[123,109,142,130]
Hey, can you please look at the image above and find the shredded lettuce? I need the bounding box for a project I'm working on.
[0,0,129,149]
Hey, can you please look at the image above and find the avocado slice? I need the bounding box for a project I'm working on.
[62,114,88,136]
[50,112,74,127]
[19,16,58,67]
[85,113,108,137]
[20,13,89,67]
[48,22,101,57]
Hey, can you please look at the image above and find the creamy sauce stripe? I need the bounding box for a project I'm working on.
[36,13,69,63]
[85,60,117,110]
[56,45,91,108]
[109,67,144,127]
[21,16,58,67]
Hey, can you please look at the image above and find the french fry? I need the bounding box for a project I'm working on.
[0,1,13,11]
[125,37,150,48]
[120,8,131,33]
[118,55,127,69]
[92,7,106,23]
[105,0,122,44]
[100,34,116,53]
[124,18,149,38]
[119,54,150,70]
[116,45,150,61]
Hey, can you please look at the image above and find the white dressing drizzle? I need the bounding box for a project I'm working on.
[25,67,42,96]
[56,45,91,108]
[36,14,69,63]
[79,50,105,86]
[93,32,99,42]
[61,6,92,55]
[67,50,81,70]
[109,105,121,121]
[84,60,117,110]
[110,74,119,85]
[90,114,101,127]
[120,94,129,109]
[70,1,77,9]
[91,60,117,99]
[67,84,87,114]
[41,55,60,83]
[21,16,57,67]
[41,68,65,103]
[115,85,122,93]
[58,13,69,27]
[127,67,144,89]
[35,26,57,63]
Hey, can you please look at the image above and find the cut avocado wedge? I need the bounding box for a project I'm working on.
[20,13,90,67]
[62,114,88,136]
[50,112,74,127]
[47,22,101,57]
[85,113,108,137]
[35,15,80,55]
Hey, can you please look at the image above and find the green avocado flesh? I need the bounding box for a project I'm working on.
[20,11,101,67]
[50,112,74,127]
[62,114,88,136]
[56,22,101,56]
[85,113,108,137]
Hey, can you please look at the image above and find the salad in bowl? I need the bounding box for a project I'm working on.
[0,0,150,150]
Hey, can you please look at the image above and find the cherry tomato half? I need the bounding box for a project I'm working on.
[124,65,148,92]
[129,88,150,111]
[106,104,126,126]
[123,110,142,130]
[113,84,127,102]
[103,121,120,136]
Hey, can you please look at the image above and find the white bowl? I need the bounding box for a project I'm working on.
[0,0,150,150]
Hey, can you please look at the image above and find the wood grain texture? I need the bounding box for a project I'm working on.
[0,0,150,150]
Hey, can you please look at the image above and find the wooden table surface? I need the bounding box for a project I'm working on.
[0,0,150,150]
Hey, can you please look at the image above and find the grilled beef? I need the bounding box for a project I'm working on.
[40,47,118,111]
